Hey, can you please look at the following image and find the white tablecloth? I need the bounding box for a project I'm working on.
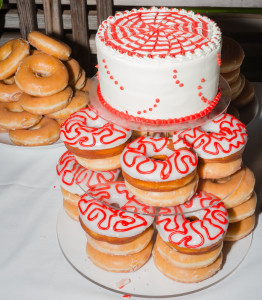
[1,84,262,300]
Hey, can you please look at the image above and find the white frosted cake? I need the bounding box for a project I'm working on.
[96,7,222,124]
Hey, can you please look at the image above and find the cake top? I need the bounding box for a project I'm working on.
[97,7,221,60]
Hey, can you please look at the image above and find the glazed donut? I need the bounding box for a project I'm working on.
[155,234,223,269]
[221,68,240,84]
[78,182,155,244]
[231,74,245,100]
[233,79,255,109]
[9,117,59,146]
[60,107,132,171]
[86,238,153,273]
[56,151,120,220]
[121,136,198,206]
[15,53,69,96]
[176,113,248,179]
[156,191,229,254]
[0,82,22,102]
[64,58,81,86]
[198,166,255,209]
[227,192,257,223]
[46,90,88,120]
[3,75,15,85]
[75,68,86,90]
[153,245,223,283]
[0,39,30,80]
[224,214,255,241]
[19,86,73,114]
[0,102,41,130]
[28,31,71,61]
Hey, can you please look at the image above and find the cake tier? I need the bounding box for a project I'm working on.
[96,7,221,122]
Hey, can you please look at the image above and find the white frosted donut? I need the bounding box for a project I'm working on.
[157,191,228,253]
[56,150,120,195]
[78,182,154,239]
[176,113,247,160]
[121,136,197,183]
[60,107,132,151]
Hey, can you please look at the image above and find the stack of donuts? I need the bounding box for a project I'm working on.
[57,109,256,279]
[0,31,89,146]
[221,36,255,119]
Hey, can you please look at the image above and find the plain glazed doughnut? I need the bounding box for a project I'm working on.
[0,39,30,80]
[0,102,41,130]
[156,191,228,254]
[227,192,257,223]
[155,234,223,269]
[221,68,240,84]
[224,214,255,241]
[153,245,222,283]
[57,151,120,220]
[9,117,60,146]
[0,82,22,102]
[15,53,69,96]
[19,86,73,114]
[60,107,131,171]
[28,31,71,61]
[86,239,152,273]
[121,136,198,206]
[86,226,154,256]
[176,113,248,179]
[46,90,88,120]
[75,68,86,90]
[198,166,255,209]
[64,58,81,85]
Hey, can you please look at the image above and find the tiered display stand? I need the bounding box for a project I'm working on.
[57,76,253,297]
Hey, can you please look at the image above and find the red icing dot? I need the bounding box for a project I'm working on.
[201,96,205,100]
[176,80,180,84]
[201,78,205,82]
[197,86,202,89]
[198,92,202,96]
[137,111,141,114]
[179,83,184,87]
[154,104,157,108]
[120,86,124,90]
[143,110,147,113]
[102,59,106,63]
[149,108,152,111]
[110,76,114,79]
[173,70,177,73]
[115,81,118,85]
[104,65,108,69]
[173,75,177,79]
[155,99,160,103]
[107,71,110,74]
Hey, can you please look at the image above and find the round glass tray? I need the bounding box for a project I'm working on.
[88,75,231,132]
[77,168,244,216]
[57,209,253,298]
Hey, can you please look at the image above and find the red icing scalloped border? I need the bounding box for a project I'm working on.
[97,84,221,125]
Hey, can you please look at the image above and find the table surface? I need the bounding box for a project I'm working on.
[0,84,262,300]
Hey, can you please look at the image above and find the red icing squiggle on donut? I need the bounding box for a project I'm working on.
[157,191,228,248]
[56,151,119,189]
[60,107,131,149]
[78,182,154,236]
[97,84,221,125]
[176,113,247,158]
[121,136,197,181]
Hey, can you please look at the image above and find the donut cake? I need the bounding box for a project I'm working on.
[96,7,222,123]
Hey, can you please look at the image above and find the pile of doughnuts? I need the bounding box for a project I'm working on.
[221,36,255,119]
[57,110,256,280]
[0,31,89,146]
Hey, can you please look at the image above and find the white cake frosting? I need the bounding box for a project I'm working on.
[96,7,221,123]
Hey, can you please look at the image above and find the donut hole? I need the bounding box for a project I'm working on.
[151,155,168,161]
[185,216,199,222]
